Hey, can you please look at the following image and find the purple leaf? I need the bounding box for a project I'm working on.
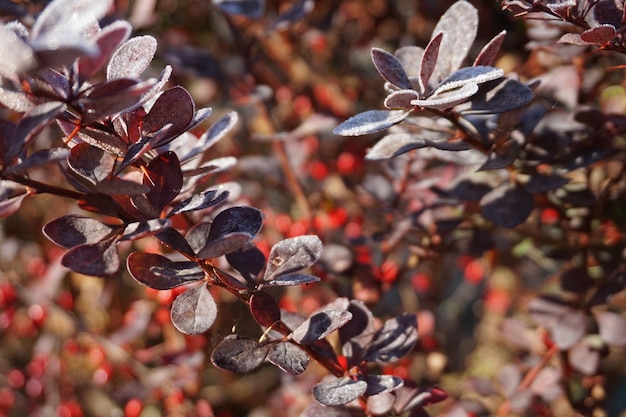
[480,184,533,228]
[127,252,204,290]
[211,335,270,373]
[474,30,506,67]
[144,151,183,213]
[291,310,353,344]
[249,291,281,328]
[61,237,120,277]
[182,111,239,161]
[107,35,158,80]
[43,215,117,248]
[419,32,443,93]
[263,235,323,281]
[16,102,67,146]
[122,218,171,241]
[0,181,30,218]
[5,147,69,174]
[580,24,616,44]
[170,284,217,334]
[268,342,309,374]
[226,245,266,283]
[207,206,264,243]
[196,232,252,259]
[364,313,418,363]
[371,48,411,89]
[79,78,157,124]
[168,188,229,216]
[313,377,368,406]
[155,227,196,257]
[67,143,115,185]
[143,86,195,139]
[524,174,569,194]
[339,300,376,362]
[457,78,533,115]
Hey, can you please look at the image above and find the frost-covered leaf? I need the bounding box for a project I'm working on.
[371,47,411,89]
[363,375,404,396]
[433,66,504,94]
[431,0,478,82]
[313,377,368,406]
[384,89,419,109]
[333,110,409,136]
[364,313,418,363]
[170,284,217,334]
[107,35,157,80]
[0,25,35,77]
[168,188,229,216]
[268,342,309,374]
[78,20,132,78]
[264,235,322,281]
[211,335,270,373]
[127,252,204,290]
[291,310,353,344]
[43,215,117,248]
[412,82,478,110]
[264,273,320,287]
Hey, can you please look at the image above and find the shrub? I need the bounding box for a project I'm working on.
[1,0,625,416]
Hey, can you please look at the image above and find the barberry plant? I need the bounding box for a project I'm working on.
[1,0,626,416]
